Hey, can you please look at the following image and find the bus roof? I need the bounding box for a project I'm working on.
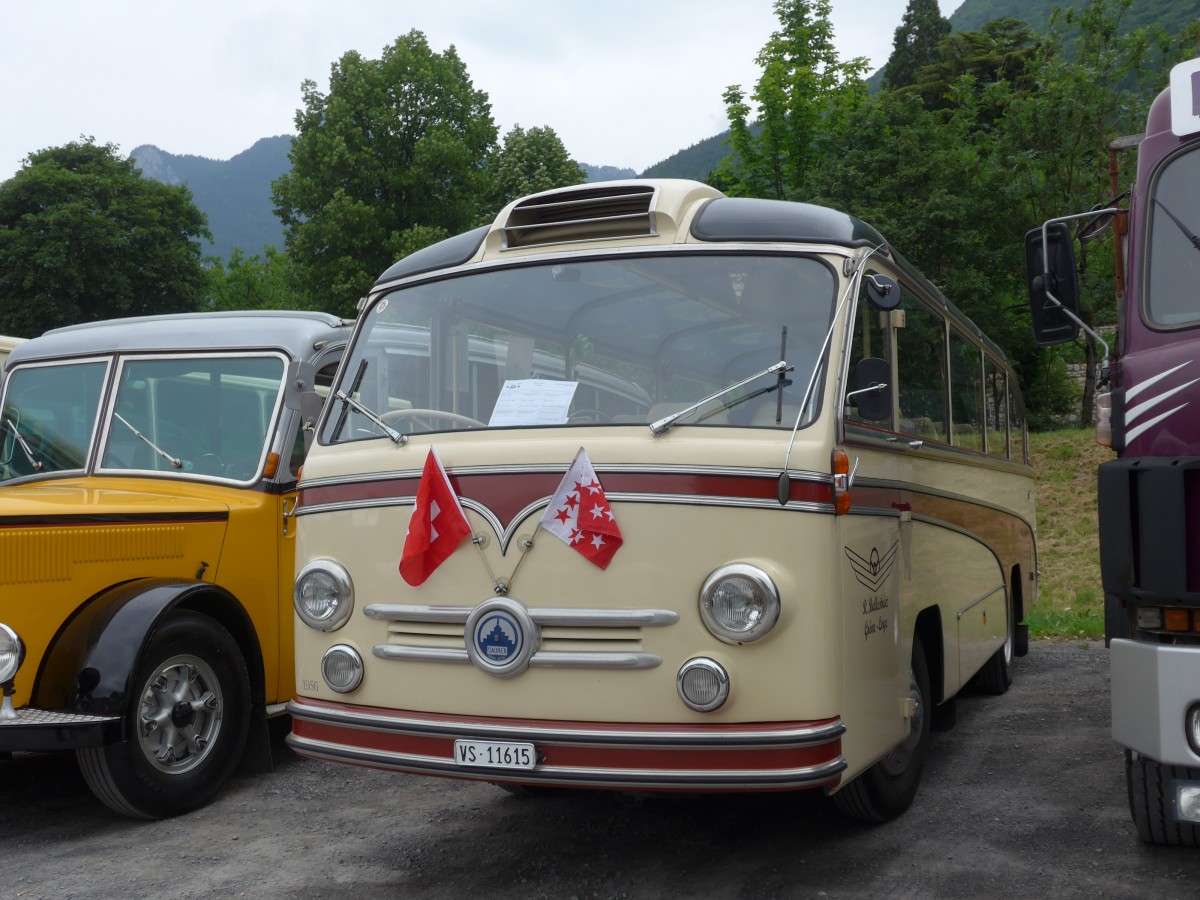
[8,310,352,366]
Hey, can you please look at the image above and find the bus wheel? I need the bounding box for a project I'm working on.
[76,611,251,819]
[833,639,931,823]
[1127,750,1200,846]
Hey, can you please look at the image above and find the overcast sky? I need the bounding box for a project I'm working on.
[0,1,965,183]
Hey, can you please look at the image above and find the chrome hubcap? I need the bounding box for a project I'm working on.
[136,654,223,774]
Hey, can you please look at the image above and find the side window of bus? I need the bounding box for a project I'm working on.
[289,359,342,477]
[949,329,983,451]
[896,299,948,443]
[846,291,893,431]
[984,357,1008,459]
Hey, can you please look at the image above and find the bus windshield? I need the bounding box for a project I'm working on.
[1146,145,1200,327]
[324,252,838,443]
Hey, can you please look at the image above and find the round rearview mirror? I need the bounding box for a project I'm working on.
[1076,192,1129,244]
[865,274,902,311]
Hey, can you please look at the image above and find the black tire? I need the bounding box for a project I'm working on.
[833,639,932,823]
[1126,749,1200,846]
[76,611,251,819]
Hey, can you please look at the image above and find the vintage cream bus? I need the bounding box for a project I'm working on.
[0,311,349,818]
[288,180,1036,821]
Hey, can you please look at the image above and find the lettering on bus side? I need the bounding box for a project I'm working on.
[846,543,898,641]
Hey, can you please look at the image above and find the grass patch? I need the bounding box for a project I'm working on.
[1028,428,1115,640]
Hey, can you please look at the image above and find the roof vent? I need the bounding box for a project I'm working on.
[502,183,657,249]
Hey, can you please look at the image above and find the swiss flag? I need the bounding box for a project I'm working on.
[399,448,472,586]
[538,448,623,569]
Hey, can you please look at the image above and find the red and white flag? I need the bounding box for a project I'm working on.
[538,448,622,569]
[399,448,472,586]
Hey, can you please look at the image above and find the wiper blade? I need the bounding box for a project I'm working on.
[3,415,42,471]
[333,391,406,445]
[649,360,792,436]
[1155,199,1200,252]
[113,413,182,469]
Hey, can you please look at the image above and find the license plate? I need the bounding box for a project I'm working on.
[453,739,537,770]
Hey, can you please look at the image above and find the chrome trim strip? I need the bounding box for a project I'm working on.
[286,734,848,789]
[956,584,1006,620]
[855,475,1036,536]
[298,461,831,491]
[373,645,470,664]
[530,607,678,627]
[367,604,475,623]
[365,603,678,628]
[371,645,661,670]
[528,652,661,670]
[370,646,662,669]
[287,700,846,748]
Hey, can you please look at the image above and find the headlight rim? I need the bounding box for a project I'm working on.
[699,563,781,644]
[294,559,355,632]
[0,623,25,684]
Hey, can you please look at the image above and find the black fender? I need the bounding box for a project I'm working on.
[33,578,265,743]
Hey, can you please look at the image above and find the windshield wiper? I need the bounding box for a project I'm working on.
[3,415,43,471]
[333,390,406,445]
[649,360,793,436]
[113,413,182,469]
[1155,199,1200,253]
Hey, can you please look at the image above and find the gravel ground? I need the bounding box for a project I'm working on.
[4,640,1200,899]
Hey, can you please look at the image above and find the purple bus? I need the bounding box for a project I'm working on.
[1027,56,1200,846]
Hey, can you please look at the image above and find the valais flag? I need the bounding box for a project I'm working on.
[399,448,472,586]
[538,448,623,569]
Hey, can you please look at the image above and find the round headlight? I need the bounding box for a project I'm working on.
[321,644,364,694]
[677,657,730,712]
[699,564,780,643]
[294,560,354,631]
[0,623,25,684]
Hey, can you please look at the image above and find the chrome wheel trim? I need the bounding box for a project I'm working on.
[136,653,224,775]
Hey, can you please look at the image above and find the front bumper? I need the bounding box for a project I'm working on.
[1111,638,1200,767]
[287,696,846,792]
[0,707,121,752]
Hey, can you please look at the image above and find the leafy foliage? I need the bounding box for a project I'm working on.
[715,0,868,199]
[0,139,210,336]
[204,246,308,311]
[881,0,952,91]
[272,31,498,317]
[485,125,586,216]
[716,0,1199,427]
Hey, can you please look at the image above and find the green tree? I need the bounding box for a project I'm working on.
[715,0,868,200]
[485,125,586,217]
[0,139,210,336]
[881,0,952,91]
[908,17,1038,117]
[272,31,497,318]
[205,246,308,311]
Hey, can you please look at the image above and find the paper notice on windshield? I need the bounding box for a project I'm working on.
[489,380,579,427]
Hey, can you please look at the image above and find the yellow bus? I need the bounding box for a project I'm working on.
[288,180,1035,821]
[0,311,350,817]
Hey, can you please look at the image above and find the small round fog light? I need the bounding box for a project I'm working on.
[321,644,364,694]
[0,624,24,684]
[677,657,730,712]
